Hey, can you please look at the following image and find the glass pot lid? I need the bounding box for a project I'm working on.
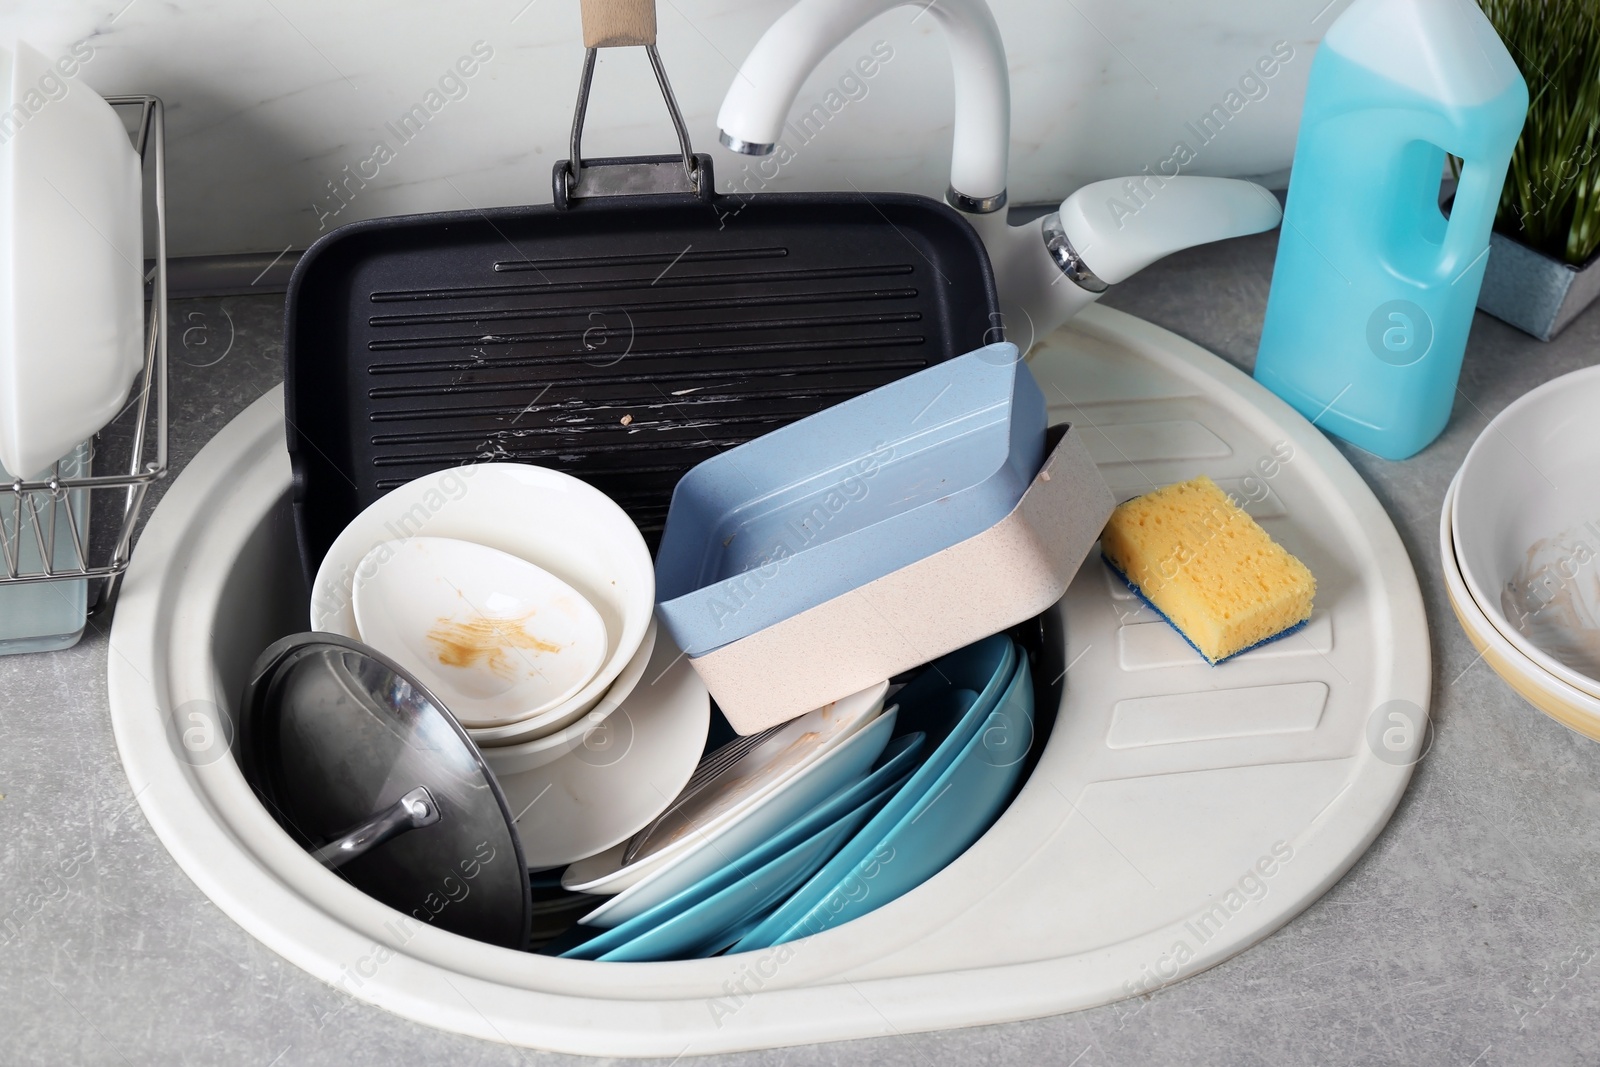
[238,632,531,950]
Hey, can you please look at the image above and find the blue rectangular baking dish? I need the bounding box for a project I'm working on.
[654,342,1046,656]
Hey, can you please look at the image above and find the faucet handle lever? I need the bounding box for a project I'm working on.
[580,0,657,47]
[1057,176,1283,286]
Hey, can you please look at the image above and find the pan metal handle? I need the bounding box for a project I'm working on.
[565,0,698,200]
[580,0,656,47]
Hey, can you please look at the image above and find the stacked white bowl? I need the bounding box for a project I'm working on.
[309,463,658,771]
[1444,365,1600,740]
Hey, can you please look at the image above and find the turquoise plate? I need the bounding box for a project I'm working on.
[559,732,926,962]
[585,772,908,962]
[732,648,1033,952]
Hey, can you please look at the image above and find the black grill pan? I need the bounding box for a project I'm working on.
[283,152,1000,579]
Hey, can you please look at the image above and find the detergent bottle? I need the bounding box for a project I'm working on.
[1253,0,1527,460]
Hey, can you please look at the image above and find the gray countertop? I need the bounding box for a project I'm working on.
[4,230,1599,1067]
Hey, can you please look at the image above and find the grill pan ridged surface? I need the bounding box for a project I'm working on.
[285,191,999,577]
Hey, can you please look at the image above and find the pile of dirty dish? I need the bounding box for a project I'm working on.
[1443,365,1600,740]
[237,344,1115,957]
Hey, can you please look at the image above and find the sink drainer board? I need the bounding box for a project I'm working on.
[107,304,1429,1058]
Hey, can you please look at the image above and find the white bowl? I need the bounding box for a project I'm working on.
[480,620,657,772]
[310,463,655,733]
[495,624,709,870]
[351,537,609,729]
[1442,472,1600,740]
[1452,366,1600,701]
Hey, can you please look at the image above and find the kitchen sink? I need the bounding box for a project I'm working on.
[106,305,1428,1057]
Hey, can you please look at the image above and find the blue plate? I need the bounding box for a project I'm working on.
[558,733,927,961]
[732,648,1034,951]
[884,632,1015,760]
[727,633,1017,950]
[582,769,912,962]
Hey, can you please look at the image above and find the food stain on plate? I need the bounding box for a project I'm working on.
[427,610,564,679]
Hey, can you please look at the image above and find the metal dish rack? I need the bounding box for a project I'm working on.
[0,95,168,611]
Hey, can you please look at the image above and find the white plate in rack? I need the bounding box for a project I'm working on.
[106,304,1428,1057]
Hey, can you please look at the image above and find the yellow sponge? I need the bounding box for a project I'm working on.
[1100,475,1316,663]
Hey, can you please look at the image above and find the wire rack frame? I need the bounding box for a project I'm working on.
[0,95,169,611]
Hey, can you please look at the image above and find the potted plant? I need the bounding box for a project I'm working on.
[1469,0,1600,341]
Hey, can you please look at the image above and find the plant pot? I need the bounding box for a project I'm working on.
[1476,228,1600,341]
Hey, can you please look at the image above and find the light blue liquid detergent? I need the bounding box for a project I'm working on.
[1254,0,1527,460]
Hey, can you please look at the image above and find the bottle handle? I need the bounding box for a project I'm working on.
[1441,159,1500,283]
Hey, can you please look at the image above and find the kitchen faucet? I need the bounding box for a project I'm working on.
[715,0,1284,348]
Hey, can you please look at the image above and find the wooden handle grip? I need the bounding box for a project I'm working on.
[580,0,657,47]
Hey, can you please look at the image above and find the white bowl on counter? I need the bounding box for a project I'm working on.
[1451,365,1600,702]
[1443,471,1600,740]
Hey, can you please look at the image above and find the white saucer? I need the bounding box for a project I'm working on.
[1451,364,1600,700]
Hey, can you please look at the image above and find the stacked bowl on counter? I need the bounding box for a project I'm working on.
[1443,365,1600,739]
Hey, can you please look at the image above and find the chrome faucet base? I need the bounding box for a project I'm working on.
[946,186,1008,215]
[718,130,775,156]
[1041,212,1110,293]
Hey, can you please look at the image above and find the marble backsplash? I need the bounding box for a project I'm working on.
[6,0,1349,257]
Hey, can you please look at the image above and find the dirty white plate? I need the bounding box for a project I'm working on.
[310,463,655,736]
[352,536,608,729]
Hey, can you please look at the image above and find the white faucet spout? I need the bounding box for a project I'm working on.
[715,0,1011,207]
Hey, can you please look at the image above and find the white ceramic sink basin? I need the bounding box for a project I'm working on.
[107,305,1429,1057]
